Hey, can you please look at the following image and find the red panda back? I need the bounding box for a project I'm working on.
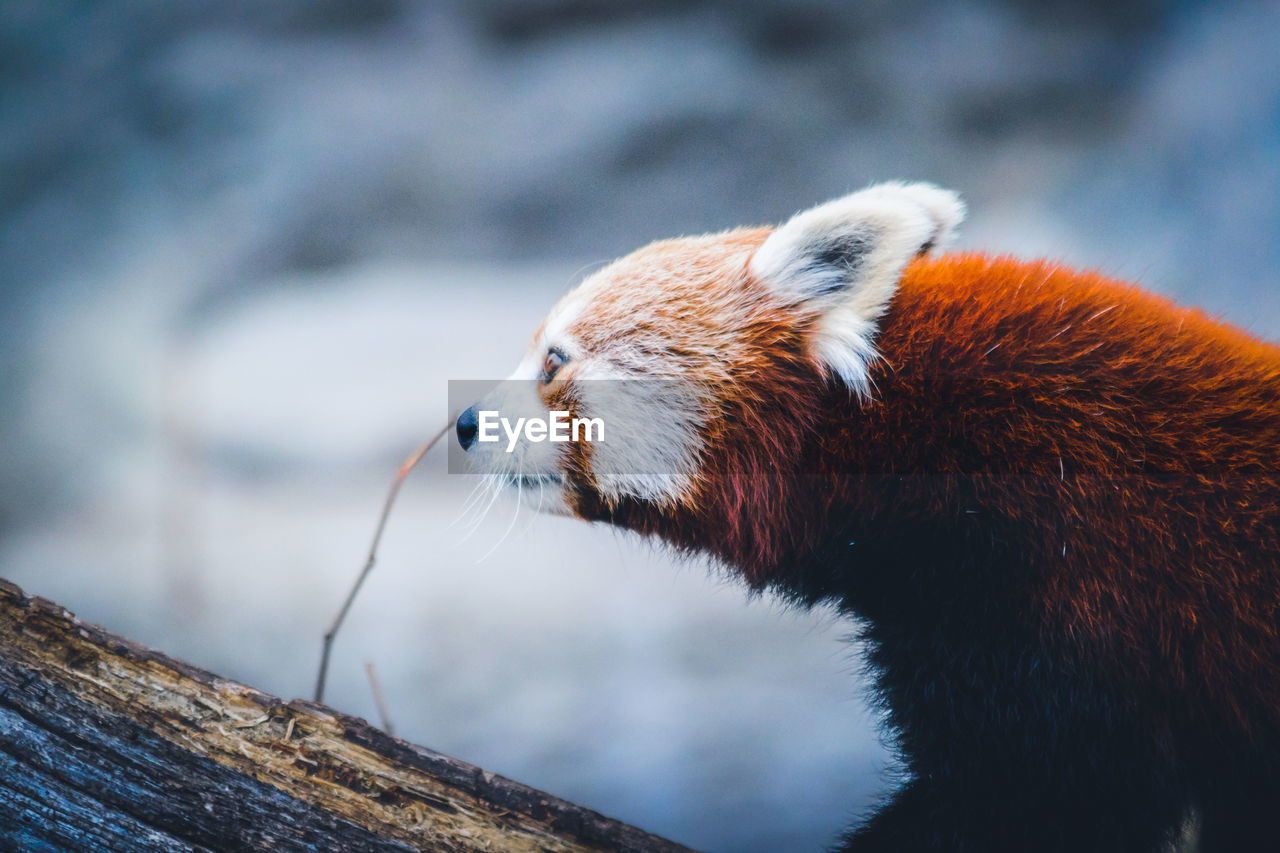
[848,253,1280,735]
[880,252,1280,475]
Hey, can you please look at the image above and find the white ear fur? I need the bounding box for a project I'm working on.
[748,181,964,397]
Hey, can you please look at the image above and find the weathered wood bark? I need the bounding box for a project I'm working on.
[0,579,696,853]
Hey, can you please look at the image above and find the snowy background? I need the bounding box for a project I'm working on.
[2,2,1278,850]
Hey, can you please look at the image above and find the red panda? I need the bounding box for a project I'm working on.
[455,183,1280,852]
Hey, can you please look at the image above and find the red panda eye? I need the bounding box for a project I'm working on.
[540,349,567,383]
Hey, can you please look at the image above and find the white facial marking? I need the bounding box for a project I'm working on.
[540,290,590,360]
[575,373,703,507]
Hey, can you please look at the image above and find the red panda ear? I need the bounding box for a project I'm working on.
[748,181,964,397]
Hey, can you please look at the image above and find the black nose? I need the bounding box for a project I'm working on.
[456,404,480,451]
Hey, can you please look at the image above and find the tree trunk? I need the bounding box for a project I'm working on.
[0,579,695,853]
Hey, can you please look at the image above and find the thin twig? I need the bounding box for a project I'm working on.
[364,661,395,736]
[314,422,451,703]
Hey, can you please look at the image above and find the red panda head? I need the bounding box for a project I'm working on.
[456,182,964,570]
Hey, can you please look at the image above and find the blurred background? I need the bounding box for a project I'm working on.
[2,1,1278,850]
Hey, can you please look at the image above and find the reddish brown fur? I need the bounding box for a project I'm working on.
[498,226,1280,850]
[569,250,1280,753]
[455,178,1278,849]
[859,254,1280,737]
[562,228,776,378]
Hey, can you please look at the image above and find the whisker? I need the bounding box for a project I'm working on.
[449,477,491,528]
[478,472,523,562]
[519,476,546,538]
[452,474,504,547]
